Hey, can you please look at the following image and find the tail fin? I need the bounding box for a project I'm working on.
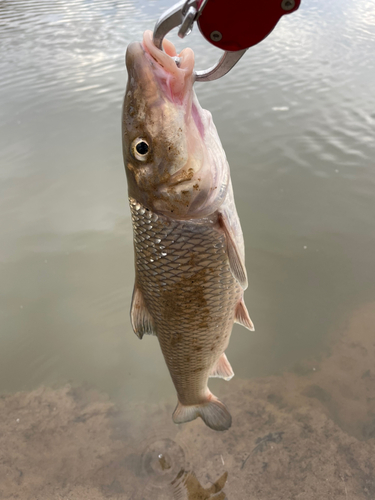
[172,396,232,431]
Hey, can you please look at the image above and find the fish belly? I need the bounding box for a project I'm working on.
[129,197,242,406]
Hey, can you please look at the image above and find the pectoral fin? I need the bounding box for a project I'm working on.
[218,212,248,289]
[235,298,255,331]
[130,285,155,339]
[210,353,234,381]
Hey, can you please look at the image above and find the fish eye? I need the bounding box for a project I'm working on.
[132,138,150,161]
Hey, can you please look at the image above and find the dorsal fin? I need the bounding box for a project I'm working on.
[235,298,255,331]
[130,285,155,339]
[218,212,248,289]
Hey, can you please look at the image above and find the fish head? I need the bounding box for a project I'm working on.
[122,31,229,219]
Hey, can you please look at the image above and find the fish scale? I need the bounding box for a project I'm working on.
[130,197,242,405]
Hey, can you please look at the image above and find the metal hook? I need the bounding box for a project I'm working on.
[152,0,247,82]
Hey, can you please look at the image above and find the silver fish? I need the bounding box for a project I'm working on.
[122,31,254,431]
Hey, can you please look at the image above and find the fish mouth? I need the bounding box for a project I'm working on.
[126,31,195,103]
[142,30,195,78]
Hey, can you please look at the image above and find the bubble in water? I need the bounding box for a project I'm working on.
[139,437,227,499]
[141,438,186,488]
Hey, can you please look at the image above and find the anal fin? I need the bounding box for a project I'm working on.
[210,353,234,381]
[235,298,255,331]
[130,285,155,339]
[218,212,248,289]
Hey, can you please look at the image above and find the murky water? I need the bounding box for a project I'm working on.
[1,0,375,498]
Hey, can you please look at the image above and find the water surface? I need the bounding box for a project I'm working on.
[1,0,375,496]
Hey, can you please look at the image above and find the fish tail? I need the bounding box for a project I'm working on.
[172,395,232,431]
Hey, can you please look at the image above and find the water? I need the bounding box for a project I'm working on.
[1,0,375,498]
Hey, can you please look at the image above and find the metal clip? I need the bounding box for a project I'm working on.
[178,0,200,38]
[152,0,247,82]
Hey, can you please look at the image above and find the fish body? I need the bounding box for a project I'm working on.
[123,32,253,431]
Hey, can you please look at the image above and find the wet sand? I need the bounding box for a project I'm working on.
[1,304,375,499]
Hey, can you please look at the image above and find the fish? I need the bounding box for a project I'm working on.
[122,30,254,431]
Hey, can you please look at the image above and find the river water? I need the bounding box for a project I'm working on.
[1,0,375,498]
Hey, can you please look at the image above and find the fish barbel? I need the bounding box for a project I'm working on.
[122,31,254,431]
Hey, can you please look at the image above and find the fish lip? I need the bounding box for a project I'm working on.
[125,41,145,73]
[125,37,173,77]
[140,30,195,96]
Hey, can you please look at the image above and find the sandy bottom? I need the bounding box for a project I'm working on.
[1,304,375,500]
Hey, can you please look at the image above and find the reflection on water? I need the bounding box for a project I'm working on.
[172,471,228,500]
[1,0,375,497]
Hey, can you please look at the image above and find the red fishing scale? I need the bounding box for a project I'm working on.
[197,0,301,51]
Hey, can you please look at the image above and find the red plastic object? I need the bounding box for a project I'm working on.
[197,0,300,51]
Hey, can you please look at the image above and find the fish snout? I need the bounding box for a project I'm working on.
[125,42,144,73]
[125,42,157,90]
